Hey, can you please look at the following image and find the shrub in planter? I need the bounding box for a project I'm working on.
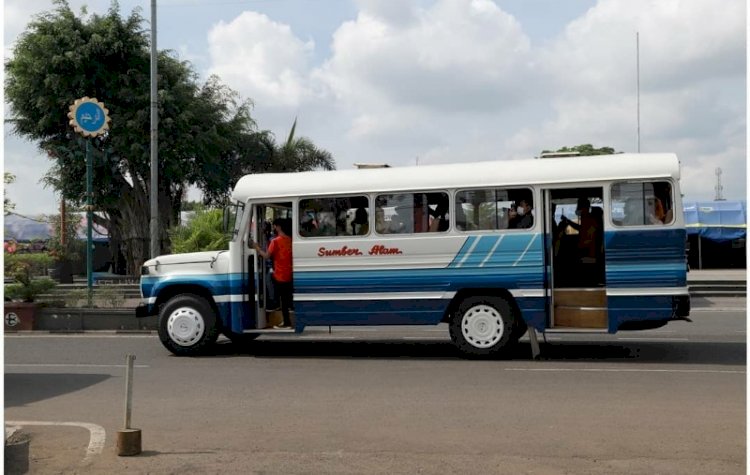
[5,253,57,302]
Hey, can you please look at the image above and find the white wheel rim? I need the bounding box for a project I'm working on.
[167,306,205,347]
[461,304,504,349]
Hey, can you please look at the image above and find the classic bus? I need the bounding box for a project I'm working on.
[136,153,691,357]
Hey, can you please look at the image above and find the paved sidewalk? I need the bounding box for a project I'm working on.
[687,269,746,282]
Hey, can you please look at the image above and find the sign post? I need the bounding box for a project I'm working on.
[68,97,111,307]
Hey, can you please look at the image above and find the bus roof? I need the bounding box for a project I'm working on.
[232,153,680,202]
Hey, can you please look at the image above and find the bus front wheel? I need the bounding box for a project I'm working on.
[450,295,515,357]
[158,294,220,356]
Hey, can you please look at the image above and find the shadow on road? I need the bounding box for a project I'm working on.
[538,341,746,366]
[204,339,746,366]
[4,373,111,407]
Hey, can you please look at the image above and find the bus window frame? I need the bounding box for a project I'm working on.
[610,179,676,228]
[455,186,537,233]
[297,194,372,240]
[373,190,452,236]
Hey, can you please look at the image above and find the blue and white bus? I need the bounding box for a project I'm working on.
[136,153,691,357]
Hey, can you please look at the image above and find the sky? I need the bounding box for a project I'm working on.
[2,0,747,217]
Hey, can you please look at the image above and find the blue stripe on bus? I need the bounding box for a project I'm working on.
[607,295,676,332]
[448,233,542,268]
[141,273,245,298]
[295,296,548,330]
[140,227,688,333]
[605,228,687,287]
[293,267,545,294]
[448,235,477,267]
[296,298,448,326]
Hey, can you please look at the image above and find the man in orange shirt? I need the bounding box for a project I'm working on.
[253,218,293,329]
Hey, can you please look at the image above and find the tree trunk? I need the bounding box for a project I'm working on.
[108,177,177,277]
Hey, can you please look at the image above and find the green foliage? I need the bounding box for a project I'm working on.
[63,288,88,307]
[180,201,203,212]
[4,1,262,274]
[542,144,618,156]
[96,286,125,308]
[5,253,55,277]
[46,204,84,262]
[251,118,336,173]
[5,3,335,274]
[169,208,229,253]
[4,253,57,302]
[4,172,16,215]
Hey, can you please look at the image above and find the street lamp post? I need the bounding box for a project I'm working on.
[86,139,93,306]
[68,97,111,307]
[150,0,159,259]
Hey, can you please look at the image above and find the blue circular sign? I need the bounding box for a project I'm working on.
[68,97,110,137]
[75,102,106,133]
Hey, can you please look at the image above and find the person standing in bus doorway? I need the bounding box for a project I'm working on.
[561,198,598,286]
[253,218,293,329]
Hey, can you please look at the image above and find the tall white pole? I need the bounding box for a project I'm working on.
[636,31,641,153]
[150,0,159,259]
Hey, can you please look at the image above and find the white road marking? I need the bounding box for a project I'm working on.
[4,334,155,338]
[5,364,149,368]
[295,336,356,340]
[402,337,449,340]
[617,337,690,342]
[503,368,744,374]
[6,421,106,463]
[691,308,746,312]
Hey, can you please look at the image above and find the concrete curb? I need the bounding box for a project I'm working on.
[33,308,157,332]
[5,429,30,475]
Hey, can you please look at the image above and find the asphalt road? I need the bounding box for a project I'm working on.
[4,297,746,474]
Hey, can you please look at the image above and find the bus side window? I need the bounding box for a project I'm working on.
[299,196,370,237]
[612,181,674,226]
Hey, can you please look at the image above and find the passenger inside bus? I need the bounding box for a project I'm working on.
[559,198,602,286]
[513,198,534,229]
[429,195,450,232]
[352,207,369,236]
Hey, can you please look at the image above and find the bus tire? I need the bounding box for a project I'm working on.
[158,294,219,356]
[449,295,515,357]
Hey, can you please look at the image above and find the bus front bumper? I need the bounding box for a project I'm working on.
[135,302,157,318]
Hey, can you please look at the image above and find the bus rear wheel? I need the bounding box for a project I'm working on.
[158,294,220,356]
[449,295,515,357]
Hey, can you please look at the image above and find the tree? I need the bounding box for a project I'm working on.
[4,173,16,215]
[169,207,228,253]
[248,118,335,174]
[180,201,203,212]
[5,1,263,275]
[541,144,618,156]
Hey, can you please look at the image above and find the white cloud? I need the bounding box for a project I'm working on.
[207,11,316,107]
[317,0,533,115]
[3,127,59,216]
[206,0,744,201]
[543,0,745,94]
[507,0,746,199]
[4,0,745,217]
